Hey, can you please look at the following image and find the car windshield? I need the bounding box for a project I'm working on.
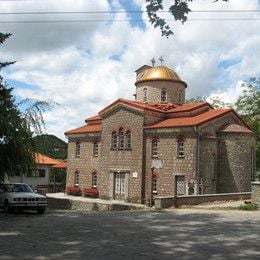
[5,184,33,193]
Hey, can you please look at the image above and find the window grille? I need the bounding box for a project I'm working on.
[75,141,81,158]
[111,131,117,150]
[152,139,158,158]
[92,172,97,187]
[93,142,99,156]
[161,89,167,102]
[118,128,124,149]
[125,130,131,149]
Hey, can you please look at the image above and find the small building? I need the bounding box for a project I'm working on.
[6,152,60,191]
[65,65,256,204]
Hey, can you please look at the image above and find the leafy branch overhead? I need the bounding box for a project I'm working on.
[146,0,228,37]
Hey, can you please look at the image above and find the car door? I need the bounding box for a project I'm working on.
[0,184,5,207]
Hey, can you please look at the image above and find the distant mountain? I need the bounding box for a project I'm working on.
[33,134,67,160]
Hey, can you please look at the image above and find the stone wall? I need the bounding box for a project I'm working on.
[154,192,251,209]
[217,132,255,193]
[251,182,260,206]
[100,107,145,203]
[66,135,101,189]
[136,81,185,104]
[144,130,197,199]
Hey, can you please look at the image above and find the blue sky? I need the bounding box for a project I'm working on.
[0,0,260,140]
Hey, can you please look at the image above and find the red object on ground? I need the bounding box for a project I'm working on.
[83,188,99,198]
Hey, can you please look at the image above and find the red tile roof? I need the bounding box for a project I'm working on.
[65,124,102,134]
[85,114,102,122]
[33,153,60,165]
[52,160,67,169]
[145,109,232,129]
[99,98,210,115]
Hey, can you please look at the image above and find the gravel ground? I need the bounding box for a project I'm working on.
[0,208,259,260]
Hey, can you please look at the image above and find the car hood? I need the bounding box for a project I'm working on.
[6,192,46,198]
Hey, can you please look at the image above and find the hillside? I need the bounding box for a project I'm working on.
[33,134,67,160]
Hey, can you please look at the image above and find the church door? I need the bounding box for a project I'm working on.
[114,173,126,200]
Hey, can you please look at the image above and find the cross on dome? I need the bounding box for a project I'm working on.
[151,57,156,67]
[159,56,164,66]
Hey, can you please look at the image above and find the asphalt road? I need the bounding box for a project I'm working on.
[0,209,259,260]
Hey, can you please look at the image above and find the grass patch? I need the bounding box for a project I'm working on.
[239,203,258,211]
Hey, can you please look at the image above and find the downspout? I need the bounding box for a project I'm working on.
[195,126,200,181]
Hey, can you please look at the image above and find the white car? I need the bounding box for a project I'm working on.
[0,183,47,214]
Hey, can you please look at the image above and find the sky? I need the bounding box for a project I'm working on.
[0,0,260,141]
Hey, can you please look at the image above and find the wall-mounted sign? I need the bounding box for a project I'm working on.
[132,171,138,178]
[152,159,162,169]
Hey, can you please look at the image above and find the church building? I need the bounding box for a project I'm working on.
[65,64,256,204]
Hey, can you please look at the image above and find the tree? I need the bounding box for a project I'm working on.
[0,76,36,181]
[0,33,53,181]
[146,0,228,37]
[235,78,260,173]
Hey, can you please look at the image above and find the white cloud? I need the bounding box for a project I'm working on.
[1,0,260,140]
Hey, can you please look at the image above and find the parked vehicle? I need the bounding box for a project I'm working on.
[0,183,47,214]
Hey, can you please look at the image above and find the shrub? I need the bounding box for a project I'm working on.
[239,203,258,211]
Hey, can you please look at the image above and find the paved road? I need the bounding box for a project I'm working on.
[0,209,259,260]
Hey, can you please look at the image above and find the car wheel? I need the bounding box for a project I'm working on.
[4,200,10,214]
[37,208,45,214]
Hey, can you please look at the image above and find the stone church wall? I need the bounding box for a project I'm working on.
[66,135,101,188]
[217,132,255,193]
[99,107,145,203]
[144,130,197,199]
[136,81,185,104]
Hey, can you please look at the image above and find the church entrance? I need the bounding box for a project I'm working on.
[114,172,126,200]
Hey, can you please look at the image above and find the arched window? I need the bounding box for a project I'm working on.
[74,171,80,186]
[178,90,182,103]
[152,173,158,194]
[92,172,97,188]
[75,141,81,158]
[125,130,131,149]
[118,128,124,149]
[111,131,117,150]
[143,88,147,102]
[93,141,99,156]
[151,139,159,158]
[161,89,167,102]
[177,137,185,158]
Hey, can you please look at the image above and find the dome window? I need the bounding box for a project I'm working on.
[143,88,147,102]
[161,89,167,102]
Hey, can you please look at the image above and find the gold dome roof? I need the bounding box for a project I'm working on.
[135,66,187,87]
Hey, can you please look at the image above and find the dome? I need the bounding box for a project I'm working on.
[135,66,187,87]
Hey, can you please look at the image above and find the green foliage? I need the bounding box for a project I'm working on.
[239,203,258,211]
[185,96,206,103]
[0,32,54,181]
[146,0,228,37]
[235,78,260,172]
[0,79,36,180]
[18,99,57,135]
[33,134,67,160]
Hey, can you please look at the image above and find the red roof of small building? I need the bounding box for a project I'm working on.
[52,160,67,169]
[33,153,60,165]
[65,124,102,135]
[145,109,232,129]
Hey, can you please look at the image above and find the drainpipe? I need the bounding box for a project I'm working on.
[150,167,154,207]
[195,126,200,185]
